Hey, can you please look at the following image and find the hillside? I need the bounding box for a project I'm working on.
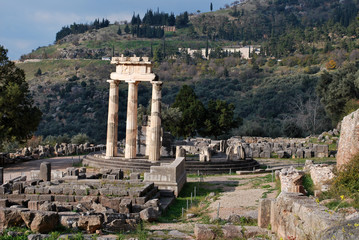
[15,0,359,143]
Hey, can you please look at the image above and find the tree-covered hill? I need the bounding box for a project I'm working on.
[13,0,359,143]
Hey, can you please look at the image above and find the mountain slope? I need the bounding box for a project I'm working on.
[15,0,359,142]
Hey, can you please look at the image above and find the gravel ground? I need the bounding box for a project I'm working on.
[3,155,83,181]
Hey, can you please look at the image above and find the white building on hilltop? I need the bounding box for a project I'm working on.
[179,45,261,60]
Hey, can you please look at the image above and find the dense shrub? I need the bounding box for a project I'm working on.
[326,153,359,208]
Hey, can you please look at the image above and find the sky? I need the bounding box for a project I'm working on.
[0,0,231,60]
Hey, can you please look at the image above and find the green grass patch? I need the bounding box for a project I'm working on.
[251,174,273,188]
[187,172,237,178]
[159,182,222,222]
[302,173,315,196]
[0,227,31,240]
[325,200,351,210]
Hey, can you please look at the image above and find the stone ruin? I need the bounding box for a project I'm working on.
[337,108,359,167]
[0,158,187,234]
[258,192,359,240]
[259,161,355,239]
[275,160,335,196]
[0,143,103,166]
[105,55,162,162]
[174,136,332,162]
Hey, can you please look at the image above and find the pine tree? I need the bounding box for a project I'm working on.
[117,26,122,35]
[124,24,130,34]
[35,68,42,77]
[0,45,42,147]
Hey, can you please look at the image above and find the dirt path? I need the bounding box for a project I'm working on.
[189,173,278,220]
[3,156,83,181]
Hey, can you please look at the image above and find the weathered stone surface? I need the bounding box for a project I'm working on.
[304,162,335,187]
[39,202,55,211]
[222,224,243,238]
[266,192,343,240]
[144,157,186,196]
[59,212,80,228]
[119,198,132,214]
[0,208,24,229]
[106,219,127,232]
[194,224,215,240]
[243,226,267,238]
[258,198,272,228]
[78,215,103,233]
[139,207,158,222]
[39,162,51,182]
[337,108,359,167]
[27,234,50,240]
[30,211,59,233]
[321,219,359,240]
[20,210,35,228]
[279,167,305,194]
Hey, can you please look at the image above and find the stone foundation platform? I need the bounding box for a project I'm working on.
[83,153,259,174]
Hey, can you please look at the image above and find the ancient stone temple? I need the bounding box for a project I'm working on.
[105,55,162,162]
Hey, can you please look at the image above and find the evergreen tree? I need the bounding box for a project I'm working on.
[153,46,163,62]
[117,26,122,35]
[124,24,130,34]
[168,13,176,26]
[203,100,238,139]
[171,85,206,137]
[150,42,154,58]
[210,2,213,11]
[35,68,42,77]
[0,45,42,147]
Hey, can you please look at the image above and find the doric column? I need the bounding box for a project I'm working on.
[148,81,162,162]
[125,81,139,159]
[105,80,119,158]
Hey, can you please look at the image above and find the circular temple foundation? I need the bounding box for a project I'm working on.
[83,152,259,174]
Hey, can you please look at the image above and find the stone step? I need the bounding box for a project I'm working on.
[83,154,260,174]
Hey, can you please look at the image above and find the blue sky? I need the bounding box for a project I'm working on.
[0,0,231,60]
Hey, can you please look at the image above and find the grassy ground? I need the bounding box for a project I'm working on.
[159,181,222,223]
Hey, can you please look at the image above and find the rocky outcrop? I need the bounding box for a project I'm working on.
[337,108,359,167]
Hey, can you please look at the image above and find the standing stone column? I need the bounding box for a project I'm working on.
[149,81,162,162]
[125,81,139,159]
[105,80,119,158]
[40,162,51,182]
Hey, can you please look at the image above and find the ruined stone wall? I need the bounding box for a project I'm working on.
[337,108,359,167]
[258,193,359,239]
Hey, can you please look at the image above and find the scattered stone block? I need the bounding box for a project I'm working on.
[130,173,140,180]
[78,215,103,233]
[222,224,243,239]
[119,199,132,214]
[194,224,215,240]
[139,207,158,222]
[30,211,59,233]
